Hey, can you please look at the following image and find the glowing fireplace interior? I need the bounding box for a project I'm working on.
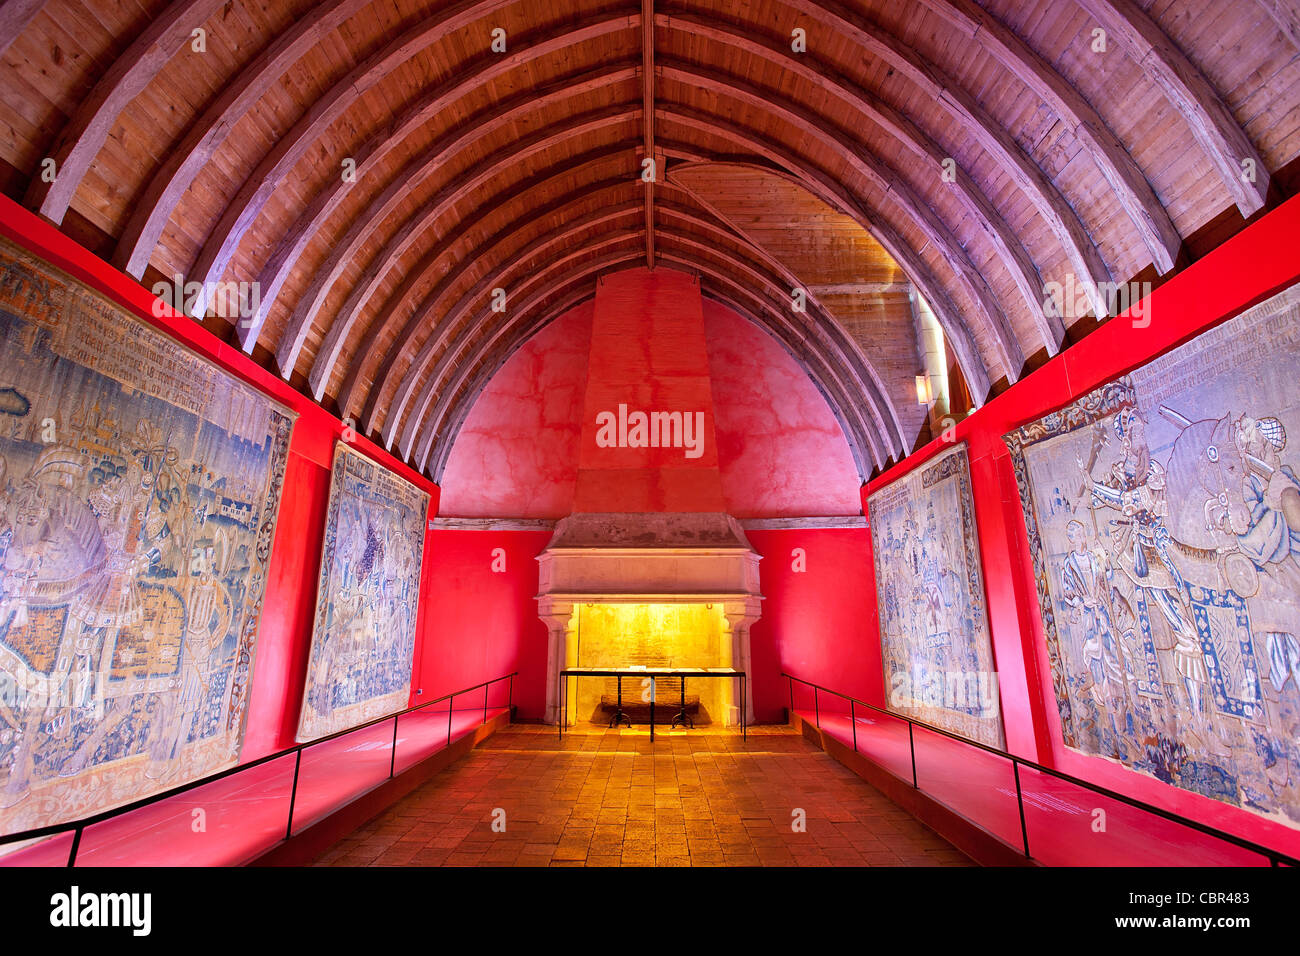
[536,512,763,727]
[566,602,732,725]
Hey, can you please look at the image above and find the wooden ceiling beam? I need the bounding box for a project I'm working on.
[402,212,896,470]
[657,185,906,450]
[240,12,639,354]
[659,12,1057,357]
[423,264,882,481]
[423,282,621,479]
[401,238,645,457]
[659,58,1026,381]
[0,0,46,59]
[421,246,888,479]
[778,0,1115,320]
[1257,0,1300,52]
[296,108,632,408]
[113,0,372,278]
[642,0,655,270]
[660,254,880,471]
[180,0,585,318]
[341,169,641,422]
[808,282,912,295]
[1075,0,1270,216]
[367,167,904,461]
[23,0,227,225]
[661,102,993,401]
[652,222,893,462]
[276,69,639,384]
[920,0,1182,274]
[379,208,647,446]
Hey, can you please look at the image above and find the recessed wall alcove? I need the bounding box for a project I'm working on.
[536,512,762,725]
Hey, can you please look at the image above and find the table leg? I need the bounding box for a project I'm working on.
[671,676,692,729]
[610,674,631,728]
[649,677,655,742]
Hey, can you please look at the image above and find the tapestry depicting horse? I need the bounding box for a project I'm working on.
[868,442,1004,747]
[0,238,295,840]
[296,444,428,742]
[1005,282,1300,827]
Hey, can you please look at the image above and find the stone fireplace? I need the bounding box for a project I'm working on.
[536,513,762,726]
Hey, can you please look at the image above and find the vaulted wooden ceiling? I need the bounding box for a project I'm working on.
[1,0,1297,480]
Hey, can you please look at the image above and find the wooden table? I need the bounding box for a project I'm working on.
[557,667,746,741]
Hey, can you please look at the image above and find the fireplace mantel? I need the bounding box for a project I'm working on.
[536,513,762,725]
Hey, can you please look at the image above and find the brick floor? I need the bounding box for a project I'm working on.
[312,724,973,867]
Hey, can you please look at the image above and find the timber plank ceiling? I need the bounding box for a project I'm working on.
[1,0,1297,478]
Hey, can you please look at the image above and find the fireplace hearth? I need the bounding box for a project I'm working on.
[536,513,762,726]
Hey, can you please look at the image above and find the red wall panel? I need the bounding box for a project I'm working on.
[438,301,593,518]
[412,530,553,720]
[745,528,884,723]
[704,299,863,517]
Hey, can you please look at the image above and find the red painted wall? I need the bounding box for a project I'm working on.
[861,193,1300,858]
[704,299,862,517]
[746,528,883,723]
[412,530,553,720]
[437,302,593,518]
[574,268,726,512]
[0,195,443,767]
[439,278,864,518]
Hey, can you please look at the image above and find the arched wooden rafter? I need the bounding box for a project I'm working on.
[402,216,904,472]
[303,96,999,423]
[0,0,44,59]
[253,11,1088,404]
[657,59,1026,377]
[657,103,993,397]
[352,163,909,462]
[422,270,870,480]
[22,0,228,224]
[279,77,641,382]
[181,0,532,318]
[916,0,1183,274]
[249,14,641,356]
[2,0,1290,482]
[380,208,898,470]
[1074,0,1270,216]
[248,58,1010,405]
[112,0,392,279]
[657,11,1061,351]
[339,163,644,418]
[419,246,897,479]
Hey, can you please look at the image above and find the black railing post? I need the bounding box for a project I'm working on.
[1013,760,1031,859]
[787,675,794,724]
[447,693,454,746]
[508,673,514,715]
[908,722,917,788]
[850,699,857,752]
[389,714,399,779]
[483,682,489,723]
[67,826,82,868]
[814,686,820,728]
[285,749,302,840]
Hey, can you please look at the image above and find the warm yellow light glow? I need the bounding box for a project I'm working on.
[915,372,932,405]
[566,603,733,726]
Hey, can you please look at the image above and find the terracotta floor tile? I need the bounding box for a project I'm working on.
[314,725,973,868]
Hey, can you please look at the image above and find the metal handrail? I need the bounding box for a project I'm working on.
[782,672,1298,867]
[0,671,518,865]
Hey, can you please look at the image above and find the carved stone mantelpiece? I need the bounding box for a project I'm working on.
[537,513,762,725]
